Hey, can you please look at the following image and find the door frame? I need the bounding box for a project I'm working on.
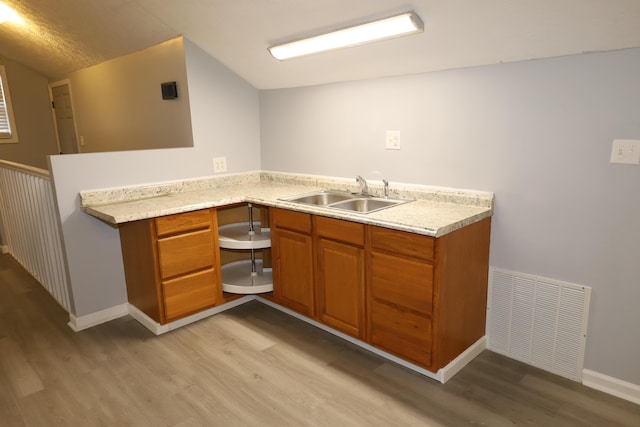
[48,79,81,154]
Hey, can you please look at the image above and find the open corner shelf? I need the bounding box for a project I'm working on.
[218,222,271,250]
[218,205,273,294]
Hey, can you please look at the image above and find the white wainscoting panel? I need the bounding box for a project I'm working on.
[0,160,73,312]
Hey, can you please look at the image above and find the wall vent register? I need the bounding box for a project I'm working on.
[487,267,591,381]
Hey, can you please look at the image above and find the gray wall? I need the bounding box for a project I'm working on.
[0,57,58,169]
[260,49,640,384]
[60,37,194,153]
[48,39,260,317]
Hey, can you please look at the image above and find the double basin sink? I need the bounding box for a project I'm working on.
[279,190,411,214]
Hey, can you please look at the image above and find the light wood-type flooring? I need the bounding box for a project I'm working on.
[1,253,638,426]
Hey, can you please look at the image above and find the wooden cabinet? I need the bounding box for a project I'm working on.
[270,208,315,317]
[119,208,221,324]
[368,218,491,371]
[314,216,365,339]
[270,207,491,373]
[368,227,435,367]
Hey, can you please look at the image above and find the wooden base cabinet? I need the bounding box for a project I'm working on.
[119,208,222,324]
[270,207,491,373]
[314,216,365,339]
[368,227,435,367]
[270,208,315,317]
[368,218,491,371]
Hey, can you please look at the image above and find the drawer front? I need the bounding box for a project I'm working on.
[157,229,215,279]
[162,268,217,321]
[371,226,434,261]
[156,209,212,237]
[271,208,312,233]
[371,251,433,316]
[315,215,365,246]
[370,300,432,368]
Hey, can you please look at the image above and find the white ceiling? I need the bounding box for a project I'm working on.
[1,0,640,89]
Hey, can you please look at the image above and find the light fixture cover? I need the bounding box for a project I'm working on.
[0,2,24,25]
[268,11,423,60]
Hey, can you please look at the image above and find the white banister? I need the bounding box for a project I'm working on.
[0,159,73,312]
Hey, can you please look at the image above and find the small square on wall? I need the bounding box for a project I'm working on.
[161,82,178,100]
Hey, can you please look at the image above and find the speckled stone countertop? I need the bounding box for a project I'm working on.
[80,171,494,237]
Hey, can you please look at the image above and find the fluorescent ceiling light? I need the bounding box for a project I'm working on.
[268,11,423,60]
[0,2,24,25]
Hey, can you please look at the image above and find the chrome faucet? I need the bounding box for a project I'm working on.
[356,175,369,196]
[383,179,389,198]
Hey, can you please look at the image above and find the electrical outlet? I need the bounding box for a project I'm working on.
[385,131,401,150]
[213,157,227,173]
[610,139,640,165]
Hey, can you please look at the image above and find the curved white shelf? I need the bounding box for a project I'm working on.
[218,222,271,250]
[221,259,273,294]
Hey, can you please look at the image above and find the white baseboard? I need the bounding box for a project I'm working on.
[582,369,640,406]
[129,296,256,335]
[256,297,483,383]
[68,303,129,332]
[439,336,487,383]
[66,295,484,383]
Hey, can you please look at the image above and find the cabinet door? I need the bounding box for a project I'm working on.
[369,300,432,367]
[272,227,315,317]
[370,251,433,316]
[316,237,365,338]
[162,268,217,321]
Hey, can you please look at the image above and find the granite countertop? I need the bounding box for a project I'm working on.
[80,171,494,237]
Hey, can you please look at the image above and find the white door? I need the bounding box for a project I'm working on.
[50,82,79,154]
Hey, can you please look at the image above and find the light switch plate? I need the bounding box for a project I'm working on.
[610,139,640,165]
[386,131,401,150]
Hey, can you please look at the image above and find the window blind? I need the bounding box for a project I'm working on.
[0,67,14,140]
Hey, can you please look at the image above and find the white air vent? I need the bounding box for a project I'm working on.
[487,268,591,381]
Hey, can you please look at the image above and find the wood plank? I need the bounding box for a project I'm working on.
[1,253,639,427]
[0,337,45,397]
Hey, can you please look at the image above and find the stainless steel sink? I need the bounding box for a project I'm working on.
[279,190,355,206]
[279,190,411,214]
[329,197,404,213]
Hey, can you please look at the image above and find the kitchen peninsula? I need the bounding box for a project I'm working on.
[81,171,493,382]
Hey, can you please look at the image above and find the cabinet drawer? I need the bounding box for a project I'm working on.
[156,209,212,237]
[271,208,312,233]
[157,229,215,279]
[315,215,365,246]
[370,300,432,368]
[371,226,434,261]
[371,251,433,316]
[162,268,217,320]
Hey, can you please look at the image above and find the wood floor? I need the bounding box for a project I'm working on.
[1,253,638,427]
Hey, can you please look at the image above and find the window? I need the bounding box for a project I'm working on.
[0,65,18,143]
